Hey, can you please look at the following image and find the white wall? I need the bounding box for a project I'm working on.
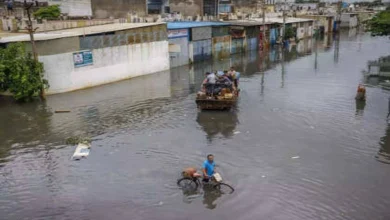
[340,14,358,28]
[296,23,305,40]
[41,41,170,94]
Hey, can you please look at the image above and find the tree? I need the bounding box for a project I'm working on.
[284,26,295,40]
[0,43,49,102]
[366,9,390,36]
[33,5,61,20]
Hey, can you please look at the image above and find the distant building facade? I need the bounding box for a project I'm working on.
[91,0,147,19]
[48,0,92,17]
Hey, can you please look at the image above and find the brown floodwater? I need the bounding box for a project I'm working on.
[1,30,390,220]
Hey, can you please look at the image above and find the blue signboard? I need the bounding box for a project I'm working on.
[73,50,93,68]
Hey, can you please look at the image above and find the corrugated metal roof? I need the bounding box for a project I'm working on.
[0,23,165,43]
[167,22,230,29]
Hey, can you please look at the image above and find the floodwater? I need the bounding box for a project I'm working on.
[1,30,390,220]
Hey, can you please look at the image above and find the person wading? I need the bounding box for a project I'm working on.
[202,154,216,182]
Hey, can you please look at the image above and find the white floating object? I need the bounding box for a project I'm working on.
[233,131,241,135]
[72,143,91,160]
[291,156,300,159]
[261,175,266,178]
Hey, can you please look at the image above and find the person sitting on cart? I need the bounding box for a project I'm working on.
[220,71,234,91]
[202,154,216,183]
[228,67,240,89]
[202,72,216,94]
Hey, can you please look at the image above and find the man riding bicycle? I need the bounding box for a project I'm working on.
[181,154,215,182]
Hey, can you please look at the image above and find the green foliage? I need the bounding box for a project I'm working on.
[366,10,390,36]
[284,26,295,40]
[33,5,61,20]
[0,43,49,102]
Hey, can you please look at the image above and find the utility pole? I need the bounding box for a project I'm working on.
[24,0,38,61]
[336,0,342,32]
[282,0,286,41]
[24,0,45,98]
[262,0,266,51]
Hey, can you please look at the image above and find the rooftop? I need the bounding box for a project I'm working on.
[264,17,315,24]
[0,23,165,43]
[224,20,276,26]
[167,22,230,29]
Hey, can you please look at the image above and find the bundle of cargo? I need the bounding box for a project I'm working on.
[196,86,239,110]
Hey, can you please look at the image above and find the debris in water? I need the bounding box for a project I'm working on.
[291,156,300,159]
[310,126,315,129]
[66,136,91,145]
[72,143,91,160]
[158,201,163,206]
[55,110,71,113]
[234,131,241,135]
[261,175,266,178]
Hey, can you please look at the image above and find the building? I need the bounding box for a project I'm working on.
[169,0,203,17]
[91,0,147,19]
[148,0,170,14]
[167,22,229,67]
[225,20,278,52]
[340,13,358,28]
[265,17,314,40]
[0,23,169,94]
[297,15,334,34]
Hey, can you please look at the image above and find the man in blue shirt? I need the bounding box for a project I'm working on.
[202,154,215,182]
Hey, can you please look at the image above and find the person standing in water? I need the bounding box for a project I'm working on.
[202,154,215,182]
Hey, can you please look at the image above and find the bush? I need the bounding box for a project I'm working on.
[0,43,49,102]
[33,5,61,20]
[366,9,390,36]
[284,26,295,40]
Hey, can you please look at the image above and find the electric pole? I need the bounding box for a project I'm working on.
[24,0,38,61]
[282,0,286,41]
[24,0,45,98]
[336,0,342,32]
[262,0,266,51]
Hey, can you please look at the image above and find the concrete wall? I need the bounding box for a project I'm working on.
[192,27,212,41]
[18,19,114,32]
[212,35,230,60]
[170,0,202,17]
[169,37,189,68]
[91,0,147,19]
[340,14,358,28]
[48,0,92,17]
[40,40,169,94]
[295,21,313,40]
[297,15,333,34]
[232,0,257,14]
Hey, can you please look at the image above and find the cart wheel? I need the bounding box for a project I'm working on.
[214,183,234,194]
[177,177,198,190]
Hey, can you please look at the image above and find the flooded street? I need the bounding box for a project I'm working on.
[1,31,390,220]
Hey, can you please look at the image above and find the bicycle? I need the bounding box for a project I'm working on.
[177,173,235,194]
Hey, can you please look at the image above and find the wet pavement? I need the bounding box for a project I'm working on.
[1,30,390,220]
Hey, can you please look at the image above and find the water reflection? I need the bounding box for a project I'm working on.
[202,185,222,210]
[0,98,52,165]
[376,124,390,164]
[355,99,366,117]
[181,187,201,204]
[196,111,239,142]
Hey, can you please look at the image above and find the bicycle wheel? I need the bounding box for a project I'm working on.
[177,178,198,190]
[214,183,234,194]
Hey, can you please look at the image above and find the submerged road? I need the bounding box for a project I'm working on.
[1,30,390,220]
